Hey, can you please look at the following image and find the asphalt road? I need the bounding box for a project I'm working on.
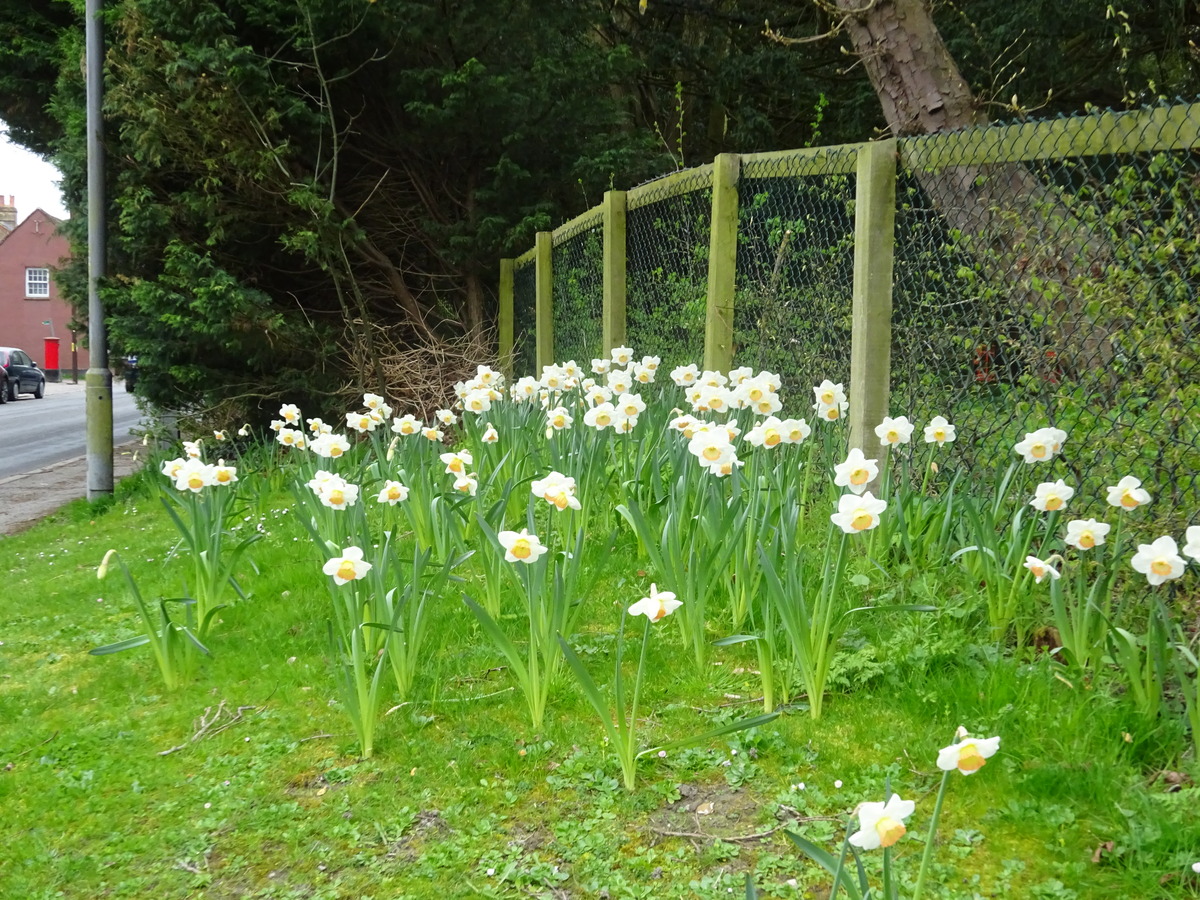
[0,379,144,480]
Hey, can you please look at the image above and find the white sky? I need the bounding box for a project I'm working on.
[0,122,69,221]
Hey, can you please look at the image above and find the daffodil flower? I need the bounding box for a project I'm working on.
[583,402,616,430]
[670,363,699,386]
[546,407,573,430]
[1023,555,1060,583]
[422,427,444,442]
[745,416,785,448]
[1064,518,1110,550]
[531,472,581,511]
[606,370,633,395]
[482,423,499,443]
[923,415,956,444]
[440,450,473,475]
[627,584,682,622]
[834,448,879,494]
[1131,536,1186,585]
[346,412,378,433]
[814,379,846,408]
[174,459,215,493]
[1013,426,1066,463]
[309,433,350,458]
[463,389,492,414]
[497,528,549,564]
[1029,479,1075,512]
[212,460,237,486]
[781,418,811,444]
[391,414,421,435]
[322,546,372,585]
[213,430,226,441]
[376,480,409,505]
[1106,475,1152,509]
[453,473,479,496]
[610,345,634,366]
[279,403,301,424]
[814,399,847,421]
[848,794,915,850]
[875,415,915,445]
[937,733,1001,774]
[1184,526,1200,562]
[830,491,887,533]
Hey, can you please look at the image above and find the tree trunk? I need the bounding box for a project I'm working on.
[836,0,1113,377]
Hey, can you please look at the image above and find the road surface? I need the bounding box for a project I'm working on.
[0,379,143,480]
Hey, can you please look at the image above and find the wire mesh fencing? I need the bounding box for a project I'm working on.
[734,149,858,401]
[510,258,537,378]
[551,211,604,367]
[893,101,1200,529]
[624,167,713,367]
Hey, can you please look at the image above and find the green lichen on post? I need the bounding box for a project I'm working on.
[602,190,627,356]
[704,153,740,374]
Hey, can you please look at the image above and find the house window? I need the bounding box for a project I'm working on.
[26,267,50,299]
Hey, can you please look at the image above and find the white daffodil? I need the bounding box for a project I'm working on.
[583,402,617,430]
[279,403,301,424]
[610,345,634,367]
[591,358,611,375]
[497,528,548,564]
[606,369,633,396]
[1106,475,1152,510]
[440,450,473,475]
[875,415,915,446]
[363,392,388,412]
[212,460,237,486]
[1131,536,1186,586]
[628,583,682,622]
[814,399,847,421]
[453,473,479,496]
[937,733,1001,774]
[616,392,647,420]
[831,491,887,533]
[182,439,203,459]
[1184,526,1200,562]
[670,363,699,386]
[744,416,785,449]
[161,457,186,480]
[923,415,956,444]
[848,794,915,850]
[1029,479,1075,512]
[323,546,372,585]
[781,418,812,444]
[346,411,378,433]
[435,408,457,426]
[213,430,226,441]
[376,480,409,505]
[668,414,700,438]
[306,417,332,435]
[834,448,879,495]
[1013,426,1065,464]
[531,471,581,511]
[309,432,351,459]
[546,407,573,431]
[1023,555,1060,583]
[315,476,359,511]
[813,379,846,409]
[391,414,421,435]
[174,459,215,493]
[1064,518,1110,551]
[688,429,736,474]
[482,423,499,443]
[462,389,492,414]
[422,427,444,442]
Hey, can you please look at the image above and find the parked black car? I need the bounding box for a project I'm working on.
[124,355,139,393]
[0,347,47,402]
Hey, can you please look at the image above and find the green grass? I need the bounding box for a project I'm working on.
[1,474,1198,900]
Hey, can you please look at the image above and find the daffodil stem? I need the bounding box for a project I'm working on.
[622,617,654,791]
[911,769,951,900]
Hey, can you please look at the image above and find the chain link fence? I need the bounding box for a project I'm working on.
[624,168,713,367]
[552,211,605,366]
[511,257,537,378]
[892,101,1200,528]
[734,149,857,400]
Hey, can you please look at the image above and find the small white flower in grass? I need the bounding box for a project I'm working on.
[1106,475,1152,510]
[435,408,457,426]
[1131,536,1186,586]
[440,450,473,475]
[497,528,548,564]
[237,424,250,437]
[279,403,301,424]
[848,794,914,850]
[938,732,1001,774]
[323,546,372,585]
[628,584,681,622]
[482,423,499,444]
[1030,479,1075,512]
[376,480,409,505]
[831,492,887,533]
[923,415,956,444]
[875,415,914,446]
[1192,862,1200,875]
[1184,526,1200,562]
[813,379,846,408]
[1064,518,1110,551]
[834,448,879,494]
[1024,555,1060,583]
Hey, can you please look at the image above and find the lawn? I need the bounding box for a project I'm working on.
[2,364,1198,900]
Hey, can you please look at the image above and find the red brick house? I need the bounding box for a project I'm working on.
[0,197,87,380]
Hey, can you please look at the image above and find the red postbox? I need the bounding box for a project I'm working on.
[43,336,61,383]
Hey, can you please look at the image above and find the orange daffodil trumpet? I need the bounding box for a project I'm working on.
[1064,518,1110,550]
[1023,555,1061,583]
[376,480,409,505]
[923,415,956,444]
[1013,426,1067,464]
[323,546,372,585]
[848,794,915,850]
[627,583,682,622]
[440,450,473,475]
[937,731,1001,775]
[813,379,848,421]
[1029,479,1075,512]
[531,472,581,511]
[497,528,548,564]
[875,415,914,446]
[307,470,359,510]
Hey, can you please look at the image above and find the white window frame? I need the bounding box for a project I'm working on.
[26,267,50,299]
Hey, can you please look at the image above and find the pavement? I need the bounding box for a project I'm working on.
[0,376,145,537]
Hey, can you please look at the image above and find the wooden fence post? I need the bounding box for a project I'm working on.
[849,139,897,453]
[498,257,514,379]
[535,231,554,373]
[704,153,740,374]
[602,190,627,356]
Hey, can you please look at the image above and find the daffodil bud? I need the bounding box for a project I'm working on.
[97,549,116,580]
[386,436,399,461]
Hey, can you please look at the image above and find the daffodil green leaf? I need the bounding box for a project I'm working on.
[785,831,864,900]
[90,635,152,655]
[638,711,779,758]
[713,634,761,646]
